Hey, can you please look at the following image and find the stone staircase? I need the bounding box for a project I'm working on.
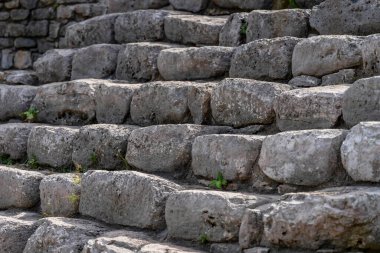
[1,0,380,252]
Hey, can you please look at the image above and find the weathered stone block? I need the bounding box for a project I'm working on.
[321,69,357,86]
[169,0,209,12]
[219,13,248,47]
[361,34,380,77]
[14,50,32,69]
[107,0,170,13]
[5,70,38,86]
[288,75,321,88]
[212,0,273,10]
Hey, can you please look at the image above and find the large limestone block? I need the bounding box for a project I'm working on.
[0,166,44,209]
[342,76,380,127]
[288,75,321,88]
[321,69,357,86]
[27,126,79,168]
[262,187,380,250]
[65,14,119,48]
[115,42,182,82]
[23,217,110,253]
[258,129,347,186]
[169,0,209,12]
[230,37,301,81]
[4,70,38,86]
[274,85,349,131]
[292,36,363,77]
[95,82,141,124]
[31,79,100,125]
[158,47,234,81]
[310,0,380,36]
[40,174,81,217]
[72,124,138,170]
[0,123,37,160]
[211,78,291,127]
[212,0,273,10]
[79,170,181,229]
[164,15,227,45]
[71,44,122,80]
[107,0,169,13]
[362,34,380,77]
[165,190,275,242]
[130,81,215,126]
[192,134,265,181]
[126,124,231,173]
[33,49,76,84]
[219,12,248,47]
[0,210,41,253]
[140,244,206,253]
[341,122,380,182]
[0,84,38,121]
[246,9,310,42]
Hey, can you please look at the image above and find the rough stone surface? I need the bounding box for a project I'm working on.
[4,70,38,86]
[130,81,215,126]
[321,69,357,86]
[0,166,44,209]
[341,122,380,182]
[212,0,273,10]
[80,170,181,229]
[192,134,265,181]
[342,76,380,127]
[292,36,363,77]
[166,190,275,242]
[0,123,37,161]
[71,44,121,80]
[158,47,234,81]
[164,15,227,45]
[140,244,206,253]
[40,174,81,217]
[361,34,380,77]
[219,12,248,47]
[258,129,347,186]
[27,125,79,168]
[0,84,38,121]
[274,85,349,131]
[116,42,182,82]
[23,217,110,253]
[31,80,99,125]
[247,9,309,42]
[310,0,380,36]
[107,0,170,13]
[230,37,301,81]
[169,0,209,12]
[211,78,291,127]
[210,243,241,253]
[288,75,321,88]
[95,82,141,124]
[262,187,380,250]
[126,124,231,173]
[72,124,138,170]
[0,210,41,253]
[33,49,77,84]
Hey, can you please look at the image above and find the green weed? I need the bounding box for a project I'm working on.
[27,155,39,169]
[199,233,210,245]
[0,154,14,165]
[21,107,38,123]
[210,172,228,190]
[68,193,80,205]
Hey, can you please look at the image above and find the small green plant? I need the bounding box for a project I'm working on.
[68,193,80,205]
[27,155,39,169]
[289,0,299,8]
[116,150,131,170]
[240,20,248,35]
[73,174,81,185]
[199,233,210,245]
[74,162,86,173]
[0,154,14,165]
[210,172,228,190]
[90,152,98,166]
[21,107,38,123]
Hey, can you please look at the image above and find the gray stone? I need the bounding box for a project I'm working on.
[14,50,32,69]
[5,70,38,85]
[130,81,215,126]
[4,0,20,9]
[5,23,25,37]
[342,76,380,127]
[31,79,100,125]
[40,174,81,217]
[0,38,13,48]
[219,12,248,47]
[72,124,138,170]
[169,0,209,12]
[20,0,38,9]
[165,190,275,242]
[34,49,77,84]
[0,12,9,21]
[27,126,79,168]
[23,217,110,253]
[262,187,380,250]
[0,123,37,161]
[0,84,38,121]
[341,122,380,182]
[32,7,56,20]
[192,134,264,181]
[212,0,273,10]
[258,129,347,186]
[126,124,231,173]
[65,14,119,48]
[210,243,241,253]
[164,15,227,45]
[0,210,41,253]
[158,47,234,80]
[26,20,49,37]
[321,69,357,86]
[310,0,380,36]
[71,44,121,80]
[96,82,141,124]
[247,9,309,42]
[211,78,291,127]
[80,170,181,229]
[115,10,175,43]
[288,75,321,88]
[274,85,349,131]
[10,9,29,21]
[107,0,170,13]
[1,49,14,69]
[294,0,324,8]
[0,166,44,209]
[140,244,206,253]
[361,34,380,77]
[116,42,182,82]
[230,37,301,81]
[292,36,363,77]
[14,38,36,48]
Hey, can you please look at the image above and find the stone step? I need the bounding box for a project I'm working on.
[0,70,38,85]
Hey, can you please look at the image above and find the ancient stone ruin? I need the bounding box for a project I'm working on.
[1,0,380,252]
